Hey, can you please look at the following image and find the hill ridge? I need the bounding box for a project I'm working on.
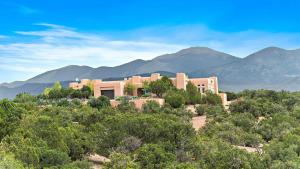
[2,46,300,99]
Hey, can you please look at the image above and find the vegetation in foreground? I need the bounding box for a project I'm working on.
[1,79,300,168]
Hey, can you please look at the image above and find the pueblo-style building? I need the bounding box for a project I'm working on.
[69,73,227,107]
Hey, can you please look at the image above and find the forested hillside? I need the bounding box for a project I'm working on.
[1,80,300,168]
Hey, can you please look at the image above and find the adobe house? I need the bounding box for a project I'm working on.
[69,73,228,107]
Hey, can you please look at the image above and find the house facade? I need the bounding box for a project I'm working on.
[69,73,227,106]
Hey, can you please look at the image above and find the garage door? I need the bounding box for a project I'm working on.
[101,90,115,99]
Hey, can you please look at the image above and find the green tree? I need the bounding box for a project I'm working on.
[62,124,92,160]
[14,93,37,103]
[124,83,136,96]
[87,122,107,154]
[0,151,25,169]
[192,136,264,169]
[87,81,94,92]
[104,152,139,169]
[40,149,70,168]
[0,99,25,141]
[70,86,92,99]
[229,99,285,117]
[136,144,176,169]
[196,104,207,116]
[117,97,136,113]
[166,163,196,169]
[186,82,201,105]
[61,160,91,169]
[165,90,186,108]
[80,86,92,99]
[42,81,71,99]
[202,91,222,105]
[148,76,174,97]
[116,136,142,153]
[88,96,111,110]
[43,87,52,97]
[225,91,238,101]
[142,100,161,113]
[53,81,62,90]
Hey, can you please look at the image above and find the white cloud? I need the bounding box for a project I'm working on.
[0,23,186,77]
[0,64,47,73]
[35,23,70,29]
[0,35,7,39]
[125,25,300,57]
[15,23,91,39]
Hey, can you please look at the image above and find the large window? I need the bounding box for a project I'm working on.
[197,84,206,93]
[101,90,115,99]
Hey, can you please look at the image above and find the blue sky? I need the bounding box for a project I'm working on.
[1,0,300,82]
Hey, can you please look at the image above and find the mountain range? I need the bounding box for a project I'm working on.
[2,46,300,99]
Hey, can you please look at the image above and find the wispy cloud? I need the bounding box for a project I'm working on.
[16,23,88,39]
[18,5,41,15]
[125,24,300,57]
[0,23,186,80]
[0,64,47,73]
[1,23,300,82]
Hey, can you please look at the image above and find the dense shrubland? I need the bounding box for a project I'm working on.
[1,79,300,168]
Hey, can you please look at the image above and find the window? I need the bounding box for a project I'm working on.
[197,85,201,92]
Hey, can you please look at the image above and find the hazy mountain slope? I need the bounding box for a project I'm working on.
[27,65,94,83]
[135,47,240,74]
[3,46,300,99]
[0,81,70,99]
[0,81,25,88]
[23,59,148,85]
[191,47,300,91]
[89,59,148,79]
[23,47,239,83]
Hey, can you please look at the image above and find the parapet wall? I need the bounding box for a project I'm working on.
[110,98,165,110]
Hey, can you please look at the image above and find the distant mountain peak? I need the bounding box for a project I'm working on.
[153,47,236,62]
[259,46,286,52]
[65,65,93,68]
[244,46,288,60]
[176,47,220,54]
[127,59,146,63]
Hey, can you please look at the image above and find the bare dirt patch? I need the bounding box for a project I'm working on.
[87,154,110,169]
[234,145,263,154]
[192,116,207,131]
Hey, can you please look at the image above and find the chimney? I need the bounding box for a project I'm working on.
[176,73,187,90]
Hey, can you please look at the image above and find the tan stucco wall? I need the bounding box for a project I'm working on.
[94,81,125,98]
[189,77,219,94]
[219,93,228,106]
[110,98,165,110]
[81,79,91,86]
[189,78,209,92]
[211,76,219,94]
[69,82,83,90]
[69,79,94,90]
[150,73,161,81]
